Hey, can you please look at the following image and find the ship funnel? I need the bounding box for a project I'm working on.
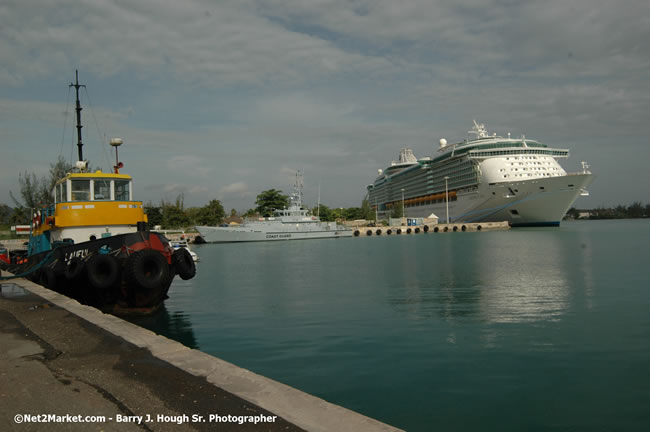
[398,148,418,163]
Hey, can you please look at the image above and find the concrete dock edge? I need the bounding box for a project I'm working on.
[4,275,403,432]
[351,221,510,237]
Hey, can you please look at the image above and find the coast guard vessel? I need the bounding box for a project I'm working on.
[195,174,352,242]
[367,121,593,226]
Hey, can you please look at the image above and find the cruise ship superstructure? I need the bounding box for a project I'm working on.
[367,121,593,226]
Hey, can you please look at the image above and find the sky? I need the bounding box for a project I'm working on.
[1,0,649,212]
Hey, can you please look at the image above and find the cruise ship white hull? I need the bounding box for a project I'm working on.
[195,225,352,243]
[367,122,594,227]
[404,173,593,226]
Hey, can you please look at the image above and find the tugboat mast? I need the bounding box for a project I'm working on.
[70,70,86,162]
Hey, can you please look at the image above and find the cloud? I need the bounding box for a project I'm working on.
[252,93,358,125]
[166,155,212,177]
[217,183,254,210]
[148,183,209,203]
[0,0,390,89]
[254,0,650,91]
[0,98,67,126]
[1,0,649,209]
[218,182,250,196]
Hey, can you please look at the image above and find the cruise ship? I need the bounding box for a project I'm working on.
[367,121,593,226]
[196,173,352,242]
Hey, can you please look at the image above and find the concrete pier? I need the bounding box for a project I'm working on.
[352,221,510,237]
[1,239,27,251]
[0,275,403,432]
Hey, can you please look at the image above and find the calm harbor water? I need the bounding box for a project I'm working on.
[131,219,650,431]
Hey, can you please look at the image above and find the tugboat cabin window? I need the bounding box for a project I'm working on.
[115,180,130,201]
[93,179,111,200]
[56,182,67,203]
[71,180,91,201]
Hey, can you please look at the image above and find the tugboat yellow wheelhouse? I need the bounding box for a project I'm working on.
[1,71,196,314]
[40,171,143,244]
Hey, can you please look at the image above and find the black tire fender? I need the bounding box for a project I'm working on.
[65,257,85,280]
[172,248,196,280]
[39,268,57,290]
[87,254,120,290]
[125,250,170,291]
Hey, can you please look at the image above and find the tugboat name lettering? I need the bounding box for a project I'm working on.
[65,249,89,262]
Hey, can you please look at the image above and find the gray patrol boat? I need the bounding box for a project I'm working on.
[195,174,352,243]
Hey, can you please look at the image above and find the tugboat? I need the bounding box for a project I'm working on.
[0,71,196,314]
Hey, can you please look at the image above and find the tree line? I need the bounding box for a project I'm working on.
[3,158,648,228]
[2,163,374,229]
[1,156,74,225]
[566,202,650,220]
[143,189,374,229]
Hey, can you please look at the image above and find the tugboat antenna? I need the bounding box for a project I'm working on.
[70,70,86,163]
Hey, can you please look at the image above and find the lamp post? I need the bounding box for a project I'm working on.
[401,188,405,221]
[375,198,378,223]
[444,176,450,224]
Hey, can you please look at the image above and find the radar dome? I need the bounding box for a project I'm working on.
[439,138,447,147]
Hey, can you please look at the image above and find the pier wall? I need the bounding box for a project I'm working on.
[352,221,509,237]
[1,274,403,432]
[1,239,27,251]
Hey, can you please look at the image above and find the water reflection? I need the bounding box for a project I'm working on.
[386,230,574,324]
[127,306,198,349]
[385,236,482,320]
[123,222,649,432]
[474,231,571,323]
[576,228,595,310]
[0,283,28,298]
